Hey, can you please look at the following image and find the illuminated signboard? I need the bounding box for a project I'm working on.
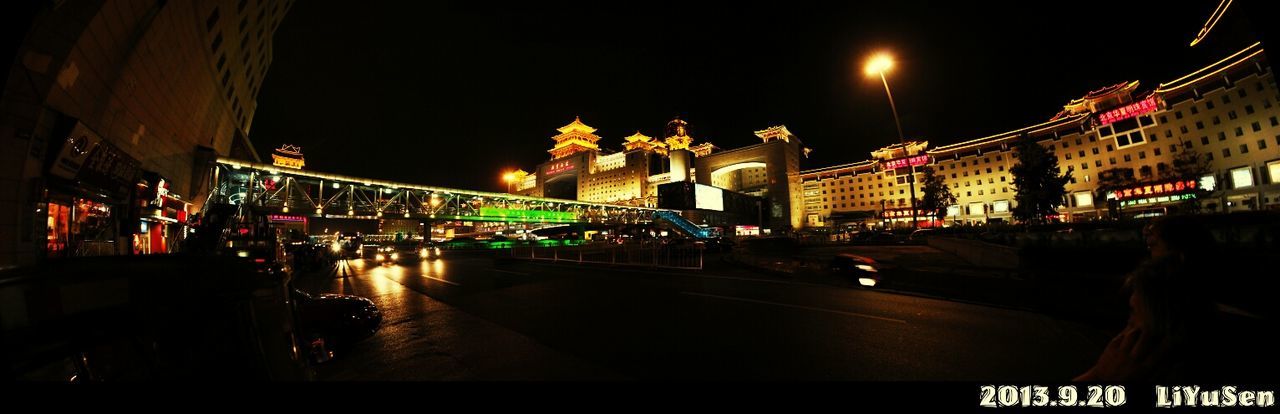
[880,208,935,219]
[271,144,305,169]
[882,155,930,170]
[268,214,307,223]
[1121,193,1196,207]
[478,207,577,222]
[694,184,724,212]
[545,160,575,175]
[1110,179,1197,201]
[1098,96,1158,126]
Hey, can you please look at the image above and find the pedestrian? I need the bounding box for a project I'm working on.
[1074,216,1218,382]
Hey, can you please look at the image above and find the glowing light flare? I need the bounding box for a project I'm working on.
[864,53,894,77]
[858,278,878,287]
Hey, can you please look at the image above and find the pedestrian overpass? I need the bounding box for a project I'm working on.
[206,158,704,230]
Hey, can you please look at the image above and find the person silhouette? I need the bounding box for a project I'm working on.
[1074,216,1217,382]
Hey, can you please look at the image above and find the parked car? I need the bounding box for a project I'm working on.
[696,237,736,252]
[830,253,881,287]
[908,228,936,241]
[291,289,383,359]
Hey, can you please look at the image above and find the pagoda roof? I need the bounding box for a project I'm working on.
[1156,42,1264,94]
[556,116,598,134]
[623,131,654,142]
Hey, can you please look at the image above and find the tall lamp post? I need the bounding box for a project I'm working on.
[502,171,517,194]
[865,52,918,229]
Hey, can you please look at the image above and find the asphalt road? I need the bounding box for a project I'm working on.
[295,251,1110,381]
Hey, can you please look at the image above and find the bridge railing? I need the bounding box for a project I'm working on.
[510,243,703,270]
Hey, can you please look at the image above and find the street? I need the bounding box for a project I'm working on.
[294,250,1110,381]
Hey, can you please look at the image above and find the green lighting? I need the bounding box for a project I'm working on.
[478,207,577,222]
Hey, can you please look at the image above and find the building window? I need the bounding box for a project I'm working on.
[1212,116,1221,125]
[1175,111,1183,119]
[211,33,223,52]
[1268,161,1280,184]
[1239,144,1249,154]
[1095,160,1103,168]
[1235,127,1244,137]
[1252,122,1262,132]
[1260,139,1268,150]
[1154,148,1161,156]
[1231,167,1253,188]
[1109,157,1117,165]
[1081,163,1088,170]
[206,7,221,31]
[1229,110,1238,120]
[1197,121,1205,130]
[1223,95,1232,104]
[1092,147,1100,155]
[1164,130,1173,138]
[1272,116,1279,127]
[1124,154,1132,162]
[1159,115,1168,123]
[1219,132,1228,141]
[1238,89,1248,98]
[1222,148,1231,158]
[1106,144,1114,152]
[1206,101,1215,110]
[1180,126,1189,134]
[1245,104,1255,115]
[1138,151,1146,159]
[1074,192,1093,207]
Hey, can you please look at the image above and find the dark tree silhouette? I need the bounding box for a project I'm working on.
[1010,136,1072,225]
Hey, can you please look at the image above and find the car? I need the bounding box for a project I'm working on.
[291,289,383,359]
[908,228,937,241]
[695,237,736,252]
[830,253,881,287]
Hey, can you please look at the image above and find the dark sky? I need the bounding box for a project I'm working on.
[251,1,1262,192]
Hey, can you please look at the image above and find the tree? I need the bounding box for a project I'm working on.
[1167,146,1215,213]
[918,166,956,221]
[1096,167,1137,220]
[1010,136,1072,225]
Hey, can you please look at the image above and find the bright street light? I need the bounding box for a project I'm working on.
[863,51,918,229]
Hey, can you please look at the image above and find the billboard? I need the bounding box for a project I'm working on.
[695,184,724,212]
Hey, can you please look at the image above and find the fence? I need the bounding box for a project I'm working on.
[510,244,703,270]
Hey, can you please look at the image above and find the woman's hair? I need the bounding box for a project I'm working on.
[1123,255,1216,339]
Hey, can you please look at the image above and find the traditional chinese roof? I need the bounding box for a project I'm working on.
[689,142,717,157]
[1156,42,1265,94]
[623,131,653,142]
[754,125,799,143]
[1056,81,1140,119]
[556,116,597,134]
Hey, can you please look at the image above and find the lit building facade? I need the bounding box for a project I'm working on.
[799,43,1280,229]
[1,0,293,267]
[512,117,718,208]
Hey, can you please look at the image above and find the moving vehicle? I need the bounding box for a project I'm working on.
[830,253,881,287]
[292,289,383,357]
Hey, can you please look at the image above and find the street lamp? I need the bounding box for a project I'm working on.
[865,52,918,229]
[502,171,516,194]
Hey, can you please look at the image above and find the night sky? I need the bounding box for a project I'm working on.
[251,1,1261,192]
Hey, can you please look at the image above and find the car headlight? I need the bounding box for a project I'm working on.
[420,248,428,256]
[434,247,441,255]
[855,264,877,273]
[858,277,878,287]
[375,253,385,261]
[390,253,399,260]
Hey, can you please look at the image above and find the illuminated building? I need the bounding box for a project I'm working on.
[512,117,718,208]
[1,1,293,266]
[799,42,1280,229]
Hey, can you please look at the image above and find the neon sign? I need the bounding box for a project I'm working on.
[1121,193,1196,207]
[880,208,935,219]
[546,160,575,175]
[478,207,577,222]
[1110,179,1197,201]
[268,214,307,223]
[883,155,930,170]
[1098,96,1158,126]
[271,144,305,169]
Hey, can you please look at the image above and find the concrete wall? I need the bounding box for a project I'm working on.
[926,236,1020,270]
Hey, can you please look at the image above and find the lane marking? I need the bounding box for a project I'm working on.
[490,269,531,276]
[422,274,461,286]
[679,291,907,324]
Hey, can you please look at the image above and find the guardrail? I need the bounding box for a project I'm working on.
[510,244,703,270]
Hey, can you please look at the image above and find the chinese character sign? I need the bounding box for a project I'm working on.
[883,155,930,170]
[1112,179,1197,201]
[1098,96,1158,126]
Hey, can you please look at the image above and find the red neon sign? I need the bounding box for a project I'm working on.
[1098,96,1158,126]
[1111,179,1196,201]
[546,160,575,175]
[880,208,936,219]
[268,214,307,223]
[883,155,930,170]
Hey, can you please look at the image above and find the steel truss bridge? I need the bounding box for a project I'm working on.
[207,158,663,225]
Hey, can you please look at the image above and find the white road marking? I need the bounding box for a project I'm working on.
[423,275,461,286]
[679,291,907,324]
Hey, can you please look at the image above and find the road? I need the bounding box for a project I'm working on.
[293,250,1110,381]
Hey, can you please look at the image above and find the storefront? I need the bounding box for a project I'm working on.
[133,172,192,255]
[880,208,942,228]
[42,120,142,259]
[1108,178,1202,218]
